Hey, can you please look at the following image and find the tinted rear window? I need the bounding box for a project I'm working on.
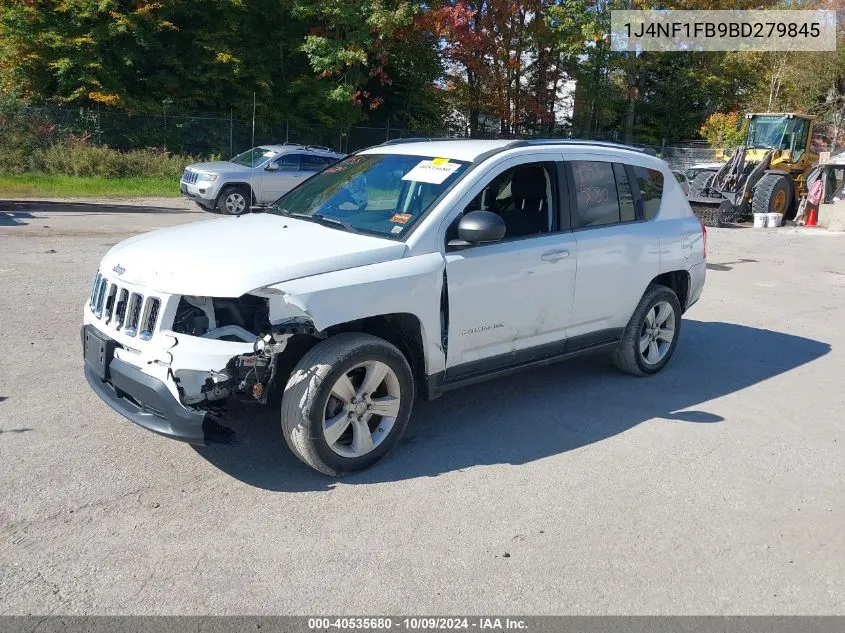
[614,163,636,223]
[633,167,664,220]
[571,161,621,228]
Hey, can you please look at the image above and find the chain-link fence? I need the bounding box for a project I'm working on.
[2,104,727,175]
[6,105,448,158]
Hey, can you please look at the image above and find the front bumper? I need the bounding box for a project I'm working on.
[82,327,236,446]
[179,180,219,208]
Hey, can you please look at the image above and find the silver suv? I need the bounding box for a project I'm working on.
[180,144,345,215]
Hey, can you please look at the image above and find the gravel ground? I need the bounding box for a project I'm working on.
[1,198,844,615]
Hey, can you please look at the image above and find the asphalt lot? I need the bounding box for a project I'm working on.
[1,198,844,615]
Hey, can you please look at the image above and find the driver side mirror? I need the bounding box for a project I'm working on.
[447,210,506,250]
[265,162,279,171]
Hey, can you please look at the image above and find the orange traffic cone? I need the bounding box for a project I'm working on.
[806,207,818,227]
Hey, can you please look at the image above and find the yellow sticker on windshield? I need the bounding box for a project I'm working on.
[431,157,449,165]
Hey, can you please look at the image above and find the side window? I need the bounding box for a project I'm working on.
[301,154,333,171]
[614,163,636,222]
[273,153,301,170]
[459,162,555,240]
[632,166,664,220]
[792,119,809,161]
[571,161,620,228]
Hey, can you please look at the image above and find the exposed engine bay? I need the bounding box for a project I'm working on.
[170,294,321,410]
[173,295,271,342]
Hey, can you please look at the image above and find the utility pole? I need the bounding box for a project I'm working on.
[251,92,256,157]
[229,108,234,158]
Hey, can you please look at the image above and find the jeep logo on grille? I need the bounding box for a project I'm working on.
[112,264,126,275]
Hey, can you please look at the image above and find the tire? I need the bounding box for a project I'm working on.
[216,185,251,215]
[280,333,414,476]
[752,173,793,220]
[689,170,716,196]
[613,284,683,377]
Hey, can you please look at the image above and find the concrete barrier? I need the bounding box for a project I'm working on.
[818,203,845,231]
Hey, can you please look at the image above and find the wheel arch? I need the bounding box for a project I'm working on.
[650,270,691,313]
[264,312,431,405]
[216,182,256,206]
[324,313,428,396]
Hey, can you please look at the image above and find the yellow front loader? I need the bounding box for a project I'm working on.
[688,113,817,227]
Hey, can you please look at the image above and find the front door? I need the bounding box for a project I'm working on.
[260,153,307,203]
[444,157,578,374]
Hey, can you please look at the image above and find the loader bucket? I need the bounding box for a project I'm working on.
[688,195,736,228]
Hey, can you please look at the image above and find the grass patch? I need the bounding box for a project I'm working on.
[0,174,179,198]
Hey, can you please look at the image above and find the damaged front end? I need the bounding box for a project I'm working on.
[169,294,322,415]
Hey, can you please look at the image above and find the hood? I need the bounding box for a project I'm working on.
[100,214,407,296]
[186,160,254,174]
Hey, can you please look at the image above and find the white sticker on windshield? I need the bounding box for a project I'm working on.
[263,151,276,157]
[402,159,461,185]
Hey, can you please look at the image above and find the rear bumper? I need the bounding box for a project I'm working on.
[85,356,211,445]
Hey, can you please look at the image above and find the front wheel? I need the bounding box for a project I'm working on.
[689,170,716,196]
[613,284,682,376]
[281,333,414,476]
[216,185,251,215]
[752,173,793,220]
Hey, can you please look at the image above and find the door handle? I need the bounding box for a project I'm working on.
[541,250,570,262]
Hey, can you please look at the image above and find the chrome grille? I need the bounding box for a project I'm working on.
[94,277,108,318]
[104,284,117,323]
[181,169,200,184]
[114,289,128,329]
[87,274,162,339]
[140,298,160,341]
[89,273,102,309]
[125,293,143,337]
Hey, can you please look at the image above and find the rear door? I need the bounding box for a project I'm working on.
[565,158,660,340]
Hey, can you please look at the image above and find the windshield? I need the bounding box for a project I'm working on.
[747,116,790,150]
[267,153,470,239]
[230,147,277,167]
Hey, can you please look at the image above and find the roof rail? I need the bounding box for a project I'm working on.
[379,137,455,146]
[515,138,647,153]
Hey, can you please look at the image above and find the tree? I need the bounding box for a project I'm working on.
[699,112,746,149]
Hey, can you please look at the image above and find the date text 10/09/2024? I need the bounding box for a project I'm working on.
[307,617,528,630]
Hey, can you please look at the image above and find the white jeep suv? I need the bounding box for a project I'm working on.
[83,139,707,476]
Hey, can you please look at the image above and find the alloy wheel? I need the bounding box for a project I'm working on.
[322,360,402,458]
[639,301,676,365]
[225,192,247,214]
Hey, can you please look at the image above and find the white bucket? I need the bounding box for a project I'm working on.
[767,212,783,228]
[753,213,767,228]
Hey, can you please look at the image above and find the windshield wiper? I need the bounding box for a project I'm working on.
[268,207,360,233]
[290,213,360,234]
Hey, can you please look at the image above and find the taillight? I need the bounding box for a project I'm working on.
[700,221,708,258]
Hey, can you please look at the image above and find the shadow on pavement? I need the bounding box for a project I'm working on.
[194,321,831,491]
[0,211,35,226]
[0,200,193,225]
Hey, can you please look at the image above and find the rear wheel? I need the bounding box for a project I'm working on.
[752,173,793,220]
[613,284,682,376]
[216,185,251,215]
